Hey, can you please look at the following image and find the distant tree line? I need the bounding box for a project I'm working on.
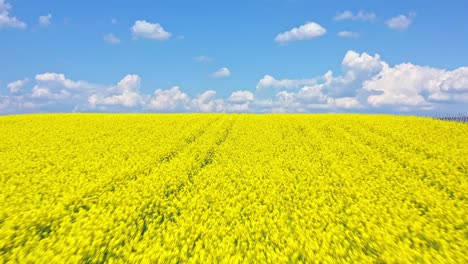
[432,114,468,123]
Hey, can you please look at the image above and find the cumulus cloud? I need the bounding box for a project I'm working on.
[145,88,252,112]
[296,85,328,103]
[265,85,361,112]
[256,50,468,113]
[147,86,191,111]
[0,72,255,113]
[31,86,70,100]
[363,64,468,106]
[131,20,171,40]
[35,73,88,89]
[256,74,317,91]
[103,33,121,44]
[342,50,386,75]
[117,74,140,92]
[337,31,360,38]
[329,97,363,109]
[227,91,254,103]
[0,0,26,29]
[0,95,36,112]
[439,67,468,92]
[39,14,52,27]
[0,74,126,113]
[313,51,387,98]
[88,92,140,108]
[88,75,142,108]
[386,14,414,30]
[210,67,231,78]
[276,91,295,104]
[275,22,326,44]
[28,73,99,107]
[2,51,468,114]
[7,78,28,93]
[192,90,224,112]
[334,10,376,21]
[226,103,251,112]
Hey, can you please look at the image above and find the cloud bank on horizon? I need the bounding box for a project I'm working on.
[2,50,467,114]
[1,0,467,114]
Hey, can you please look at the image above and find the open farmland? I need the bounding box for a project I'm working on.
[0,114,467,263]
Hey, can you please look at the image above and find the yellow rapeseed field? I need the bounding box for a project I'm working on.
[0,114,467,263]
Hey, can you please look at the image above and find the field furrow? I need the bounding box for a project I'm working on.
[0,114,466,263]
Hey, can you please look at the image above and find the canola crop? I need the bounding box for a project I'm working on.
[0,114,467,263]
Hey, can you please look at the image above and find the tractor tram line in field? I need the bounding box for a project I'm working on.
[0,114,467,263]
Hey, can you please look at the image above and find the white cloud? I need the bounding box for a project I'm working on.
[35,73,85,89]
[196,90,216,103]
[2,51,468,114]
[275,22,326,44]
[210,67,231,78]
[29,73,103,111]
[147,86,190,111]
[146,88,253,112]
[386,14,413,30]
[192,90,225,112]
[342,50,386,75]
[257,51,468,112]
[271,89,324,112]
[428,92,468,104]
[103,33,121,44]
[363,63,463,107]
[276,91,295,103]
[31,86,70,100]
[269,86,362,112]
[88,75,142,108]
[194,55,213,63]
[88,91,140,108]
[256,74,316,91]
[32,86,50,98]
[225,103,250,112]
[2,73,146,113]
[117,74,140,92]
[296,85,328,103]
[337,31,360,38]
[39,14,52,27]
[131,20,171,40]
[0,95,37,112]
[329,97,363,109]
[227,91,254,103]
[0,0,26,29]
[440,67,468,92]
[1,73,250,113]
[334,10,376,21]
[7,78,28,93]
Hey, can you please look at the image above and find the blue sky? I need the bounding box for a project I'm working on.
[1,0,467,114]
